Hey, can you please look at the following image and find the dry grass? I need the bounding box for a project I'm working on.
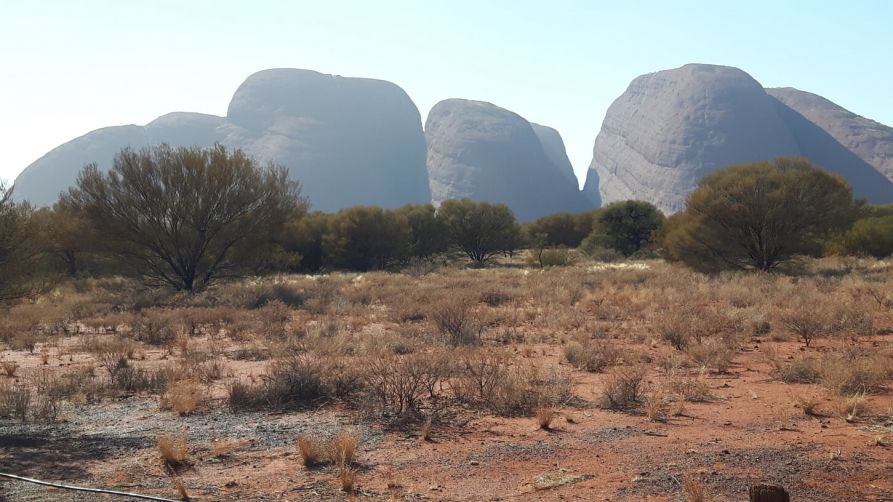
[792,394,822,416]
[297,435,328,468]
[535,406,557,430]
[331,428,359,468]
[643,390,668,422]
[420,416,434,441]
[156,434,189,470]
[338,467,357,492]
[0,258,891,498]
[174,478,189,501]
[819,349,889,395]
[161,380,203,415]
[296,428,360,469]
[1,361,18,377]
[683,475,710,502]
[835,393,869,423]
[599,366,646,410]
[563,340,619,372]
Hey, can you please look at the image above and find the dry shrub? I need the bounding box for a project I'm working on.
[535,406,557,430]
[0,382,31,422]
[245,283,304,309]
[643,390,668,422]
[420,416,434,441]
[133,312,177,346]
[683,476,710,502]
[430,298,482,346]
[330,428,358,468]
[563,340,619,372]
[792,394,821,416]
[781,309,828,347]
[319,356,367,400]
[297,435,329,467]
[655,310,691,350]
[599,366,646,410]
[162,380,204,415]
[835,393,869,422]
[665,373,711,402]
[31,370,79,422]
[819,348,889,395]
[1,361,18,377]
[156,434,189,470]
[685,338,736,373]
[296,428,360,469]
[233,353,329,411]
[111,365,167,394]
[451,350,573,416]
[339,468,357,492]
[226,381,258,411]
[655,307,733,351]
[479,290,512,307]
[773,357,820,384]
[365,352,448,418]
[174,478,189,500]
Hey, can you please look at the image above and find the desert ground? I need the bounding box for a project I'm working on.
[1,257,892,501]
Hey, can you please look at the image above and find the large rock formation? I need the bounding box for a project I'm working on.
[14,69,431,211]
[583,64,802,213]
[584,64,893,212]
[426,99,590,222]
[13,112,225,206]
[767,87,893,183]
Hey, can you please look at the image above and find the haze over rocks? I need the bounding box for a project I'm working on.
[13,64,893,216]
[584,64,893,213]
[425,99,591,221]
[14,69,431,212]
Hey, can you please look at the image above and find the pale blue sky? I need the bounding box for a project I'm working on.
[2,0,891,186]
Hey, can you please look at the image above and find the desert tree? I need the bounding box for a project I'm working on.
[438,199,522,265]
[32,200,95,276]
[662,157,855,272]
[394,204,449,260]
[523,211,599,249]
[0,184,38,301]
[839,215,893,258]
[280,212,333,272]
[63,144,306,291]
[323,206,410,270]
[583,200,665,256]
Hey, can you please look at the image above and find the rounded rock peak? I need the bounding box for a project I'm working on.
[226,68,418,131]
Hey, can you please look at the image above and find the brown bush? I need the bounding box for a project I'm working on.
[0,382,31,422]
[156,434,189,470]
[599,366,646,410]
[245,353,330,410]
[365,353,445,418]
[563,340,620,372]
[297,435,329,468]
[684,338,736,373]
[819,348,889,395]
[430,298,482,346]
[161,380,204,415]
[1,361,18,377]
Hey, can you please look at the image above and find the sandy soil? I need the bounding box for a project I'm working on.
[2,337,891,501]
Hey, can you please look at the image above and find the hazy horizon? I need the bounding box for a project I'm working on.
[3,0,892,187]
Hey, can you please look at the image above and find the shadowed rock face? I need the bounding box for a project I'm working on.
[583,64,801,213]
[425,99,590,222]
[583,64,893,213]
[14,69,430,211]
[768,87,893,183]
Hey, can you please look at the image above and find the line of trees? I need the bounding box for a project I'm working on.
[2,147,892,299]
